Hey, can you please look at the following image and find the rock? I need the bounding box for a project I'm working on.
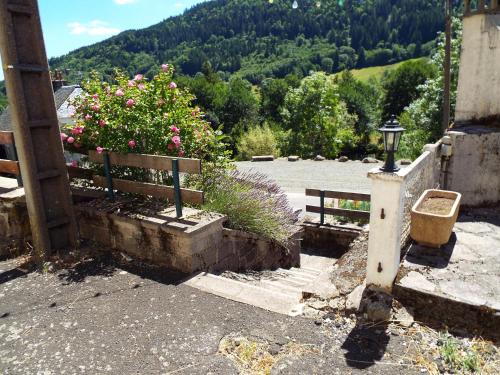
[338,156,349,162]
[362,157,379,164]
[288,155,300,162]
[252,155,274,162]
[268,343,281,355]
[314,155,325,161]
[393,305,415,327]
[328,298,344,311]
[398,159,412,165]
[345,283,365,312]
[366,300,392,322]
[307,299,329,311]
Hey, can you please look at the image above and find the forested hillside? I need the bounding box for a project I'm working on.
[49,0,448,84]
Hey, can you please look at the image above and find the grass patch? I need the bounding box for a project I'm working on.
[218,335,318,375]
[336,58,428,83]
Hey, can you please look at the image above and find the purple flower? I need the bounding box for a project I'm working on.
[169,82,177,89]
[161,64,169,72]
[115,89,125,97]
[134,74,143,81]
[126,99,135,107]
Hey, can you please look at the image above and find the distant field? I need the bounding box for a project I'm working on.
[338,58,428,82]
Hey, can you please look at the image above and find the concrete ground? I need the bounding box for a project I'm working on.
[395,207,500,337]
[0,255,428,374]
[235,159,375,214]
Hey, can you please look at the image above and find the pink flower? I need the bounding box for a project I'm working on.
[169,82,177,89]
[191,111,197,117]
[67,137,75,144]
[71,126,84,135]
[178,150,185,157]
[128,140,136,149]
[60,133,68,141]
[128,80,136,87]
[167,143,174,151]
[170,125,180,134]
[134,74,143,81]
[92,94,99,100]
[99,120,107,127]
[70,160,78,167]
[96,146,104,154]
[115,89,124,97]
[90,104,100,112]
[74,143,81,149]
[84,114,92,121]
[126,99,135,107]
[161,64,169,72]
[138,83,145,90]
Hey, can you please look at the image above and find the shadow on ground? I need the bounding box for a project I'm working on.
[341,320,390,369]
[57,251,187,286]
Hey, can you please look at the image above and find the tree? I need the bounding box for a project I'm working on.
[335,71,380,144]
[381,59,436,120]
[281,72,357,159]
[259,78,289,124]
[398,18,463,159]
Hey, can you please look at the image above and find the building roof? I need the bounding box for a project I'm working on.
[0,85,81,131]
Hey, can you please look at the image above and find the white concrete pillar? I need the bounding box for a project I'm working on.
[366,170,405,291]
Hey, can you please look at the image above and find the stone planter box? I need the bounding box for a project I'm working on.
[410,189,462,248]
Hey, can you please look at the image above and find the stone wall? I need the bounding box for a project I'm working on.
[446,126,500,206]
[301,222,362,257]
[0,186,30,259]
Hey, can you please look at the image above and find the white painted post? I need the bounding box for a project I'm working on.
[366,169,405,291]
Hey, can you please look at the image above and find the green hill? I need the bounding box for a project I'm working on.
[48,0,446,84]
[339,58,429,83]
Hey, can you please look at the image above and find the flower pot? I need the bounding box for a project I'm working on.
[410,189,462,248]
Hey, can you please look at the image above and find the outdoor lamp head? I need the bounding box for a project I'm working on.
[379,115,405,173]
[380,115,404,153]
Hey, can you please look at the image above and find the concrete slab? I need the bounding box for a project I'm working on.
[394,208,500,337]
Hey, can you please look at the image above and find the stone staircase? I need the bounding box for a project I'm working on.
[183,254,337,316]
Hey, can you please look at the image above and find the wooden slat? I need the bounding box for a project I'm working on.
[305,188,371,202]
[0,131,14,145]
[92,175,204,205]
[67,166,93,180]
[306,205,370,220]
[0,159,20,175]
[89,151,202,174]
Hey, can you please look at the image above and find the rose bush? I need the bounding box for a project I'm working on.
[62,64,227,165]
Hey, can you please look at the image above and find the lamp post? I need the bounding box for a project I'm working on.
[379,115,405,173]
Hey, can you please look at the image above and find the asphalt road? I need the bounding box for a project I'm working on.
[236,159,376,214]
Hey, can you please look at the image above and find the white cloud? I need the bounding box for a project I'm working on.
[113,0,137,5]
[67,20,121,36]
[174,2,185,8]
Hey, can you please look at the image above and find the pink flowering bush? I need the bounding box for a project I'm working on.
[63,65,227,164]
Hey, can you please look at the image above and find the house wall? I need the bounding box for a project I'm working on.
[455,13,500,123]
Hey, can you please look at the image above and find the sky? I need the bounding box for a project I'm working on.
[0,0,208,80]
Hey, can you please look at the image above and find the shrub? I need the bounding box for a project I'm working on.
[203,170,298,247]
[63,65,226,164]
[236,124,279,160]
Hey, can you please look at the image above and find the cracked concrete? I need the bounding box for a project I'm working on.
[395,207,500,337]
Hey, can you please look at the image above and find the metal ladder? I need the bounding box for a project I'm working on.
[0,0,77,254]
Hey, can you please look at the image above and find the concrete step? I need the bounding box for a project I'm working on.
[183,254,338,316]
[184,273,304,316]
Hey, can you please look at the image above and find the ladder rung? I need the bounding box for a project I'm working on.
[7,64,47,73]
[7,4,33,16]
[28,120,53,129]
[47,217,70,229]
[37,169,61,180]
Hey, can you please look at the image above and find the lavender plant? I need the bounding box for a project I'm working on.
[203,170,298,248]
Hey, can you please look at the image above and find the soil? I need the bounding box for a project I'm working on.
[419,197,454,215]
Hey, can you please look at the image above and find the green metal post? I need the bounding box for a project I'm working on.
[320,190,325,225]
[172,159,182,218]
[103,151,115,201]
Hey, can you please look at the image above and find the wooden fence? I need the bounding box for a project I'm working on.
[0,131,22,186]
[305,188,371,224]
[85,150,203,218]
